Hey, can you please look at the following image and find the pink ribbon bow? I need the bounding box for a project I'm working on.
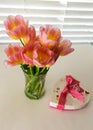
[57,75,85,109]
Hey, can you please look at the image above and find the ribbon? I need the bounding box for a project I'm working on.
[57,75,85,109]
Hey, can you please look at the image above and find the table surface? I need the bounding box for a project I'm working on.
[0,44,93,130]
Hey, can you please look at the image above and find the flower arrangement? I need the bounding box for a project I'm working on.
[4,15,74,99]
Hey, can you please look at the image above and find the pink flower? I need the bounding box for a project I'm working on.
[39,25,61,49]
[4,15,28,41]
[22,42,55,67]
[33,43,55,67]
[22,43,35,67]
[49,39,74,63]
[58,39,74,56]
[5,44,23,66]
[23,26,36,44]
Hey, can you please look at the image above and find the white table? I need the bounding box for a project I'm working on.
[0,44,93,130]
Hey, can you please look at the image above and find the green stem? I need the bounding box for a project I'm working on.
[30,68,33,75]
[40,67,45,73]
[21,64,28,74]
[35,66,39,76]
[40,67,49,74]
[20,39,24,46]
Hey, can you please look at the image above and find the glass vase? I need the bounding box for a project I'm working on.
[24,73,47,99]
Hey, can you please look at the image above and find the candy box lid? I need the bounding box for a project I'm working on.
[49,75,91,111]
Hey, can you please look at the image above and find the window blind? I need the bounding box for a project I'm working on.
[0,0,93,44]
[63,0,93,44]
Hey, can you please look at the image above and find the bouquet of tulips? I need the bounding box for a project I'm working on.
[4,15,75,99]
[4,15,74,76]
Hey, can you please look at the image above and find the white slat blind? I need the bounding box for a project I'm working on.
[0,0,93,44]
[63,0,93,44]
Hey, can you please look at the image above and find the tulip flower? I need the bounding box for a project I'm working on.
[33,43,55,67]
[39,25,61,49]
[22,42,35,67]
[5,44,23,66]
[58,39,74,56]
[22,42,55,67]
[4,15,29,42]
[23,26,36,44]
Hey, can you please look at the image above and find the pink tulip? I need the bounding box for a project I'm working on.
[4,15,28,41]
[58,39,74,56]
[23,26,36,44]
[39,25,61,49]
[22,42,55,67]
[22,42,35,67]
[5,44,23,66]
[33,43,55,67]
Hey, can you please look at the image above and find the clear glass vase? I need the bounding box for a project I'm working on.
[24,73,47,99]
